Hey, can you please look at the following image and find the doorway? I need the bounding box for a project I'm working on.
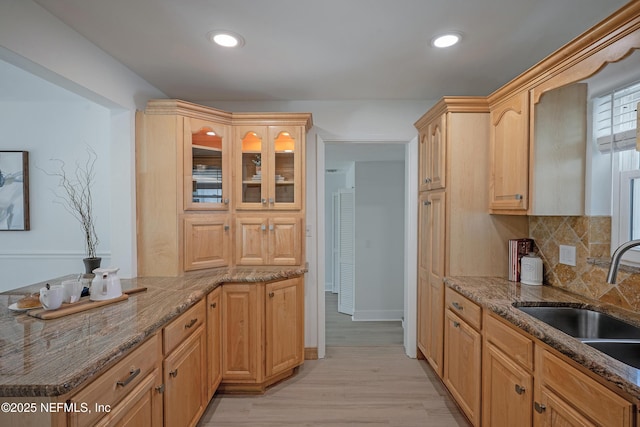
[317,138,418,356]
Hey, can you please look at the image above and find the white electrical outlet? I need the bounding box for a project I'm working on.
[559,245,576,266]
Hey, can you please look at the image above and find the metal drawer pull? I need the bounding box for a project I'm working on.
[169,369,178,378]
[452,302,463,310]
[453,321,460,328]
[184,318,197,329]
[496,194,523,200]
[155,384,165,393]
[424,201,431,206]
[534,402,546,413]
[210,302,217,308]
[261,224,267,231]
[269,292,275,298]
[269,197,274,204]
[262,198,267,204]
[116,368,141,388]
[224,225,230,231]
[223,198,229,205]
[515,384,525,395]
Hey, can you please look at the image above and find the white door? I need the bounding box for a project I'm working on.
[332,192,340,294]
[337,188,355,315]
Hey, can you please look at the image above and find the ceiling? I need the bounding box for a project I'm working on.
[32,0,630,102]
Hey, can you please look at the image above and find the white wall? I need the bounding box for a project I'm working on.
[0,0,166,291]
[353,161,405,321]
[0,95,111,290]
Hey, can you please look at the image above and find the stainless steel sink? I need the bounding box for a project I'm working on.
[516,305,640,370]
[516,306,640,339]
[584,341,640,370]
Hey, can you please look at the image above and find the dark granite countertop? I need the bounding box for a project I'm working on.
[0,267,306,397]
[445,276,640,401]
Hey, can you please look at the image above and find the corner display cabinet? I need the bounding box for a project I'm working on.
[136,100,312,276]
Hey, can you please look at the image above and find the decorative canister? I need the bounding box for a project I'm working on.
[520,252,543,286]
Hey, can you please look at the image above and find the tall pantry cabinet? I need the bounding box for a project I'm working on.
[136,100,312,276]
[415,98,528,379]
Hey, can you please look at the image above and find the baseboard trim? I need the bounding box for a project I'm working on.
[304,347,318,360]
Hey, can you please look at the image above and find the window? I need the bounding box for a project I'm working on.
[600,81,640,264]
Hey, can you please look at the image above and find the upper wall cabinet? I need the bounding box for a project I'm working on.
[489,91,529,214]
[234,124,304,211]
[418,113,446,192]
[487,3,640,215]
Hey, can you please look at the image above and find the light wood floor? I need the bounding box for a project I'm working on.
[198,293,469,426]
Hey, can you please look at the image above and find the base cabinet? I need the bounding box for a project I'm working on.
[220,277,304,393]
[206,287,222,400]
[483,343,533,427]
[443,309,481,426]
[162,300,208,427]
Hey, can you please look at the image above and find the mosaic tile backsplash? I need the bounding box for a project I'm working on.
[529,216,640,311]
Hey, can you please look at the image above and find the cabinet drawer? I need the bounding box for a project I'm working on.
[485,313,534,370]
[68,334,161,427]
[539,349,634,427]
[445,287,481,330]
[164,299,206,355]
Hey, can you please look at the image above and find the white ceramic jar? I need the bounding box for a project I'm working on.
[520,252,543,286]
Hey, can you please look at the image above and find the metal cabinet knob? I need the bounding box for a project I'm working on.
[515,384,525,395]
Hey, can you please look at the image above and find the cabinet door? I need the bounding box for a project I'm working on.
[483,343,533,427]
[184,117,230,211]
[269,126,303,210]
[265,277,304,378]
[268,216,302,265]
[94,370,163,427]
[489,91,529,212]
[183,214,230,270]
[535,387,597,427]
[443,310,481,426]
[426,275,445,378]
[206,287,222,400]
[416,268,429,358]
[418,131,430,192]
[164,325,207,427]
[427,113,446,190]
[221,283,262,382]
[235,216,268,265]
[235,125,268,210]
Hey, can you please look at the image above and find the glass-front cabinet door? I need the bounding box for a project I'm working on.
[234,125,303,210]
[184,117,230,211]
[269,126,302,210]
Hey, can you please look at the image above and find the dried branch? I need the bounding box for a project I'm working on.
[41,147,99,258]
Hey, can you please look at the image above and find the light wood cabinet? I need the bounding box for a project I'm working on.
[234,125,304,211]
[418,113,446,191]
[534,348,634,427]
[163,300,208,427]
[416,190,445,377]
[183,117,231,211]
[206,287,222,401]
[265,278,304,377]
[415,98,528,379]
[67,334,163,427]
[136,100,311,275]
[489,91,529,213]
[183,214,231,270]
[220,277,304,393]
[483,312,534,427]
[443,289,482,426]
[235,214,302,266]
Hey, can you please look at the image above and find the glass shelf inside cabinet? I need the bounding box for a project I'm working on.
[241,131,263,204]
[274,131,295,204]
[191,128,223,204]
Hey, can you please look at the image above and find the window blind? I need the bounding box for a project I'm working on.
[595,81,640,152]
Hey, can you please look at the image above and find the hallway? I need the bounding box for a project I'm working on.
[198,294,468,426]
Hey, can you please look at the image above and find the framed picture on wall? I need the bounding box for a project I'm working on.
[0,151,29,231]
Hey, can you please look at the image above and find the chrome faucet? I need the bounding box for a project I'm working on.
[606,239,640,284]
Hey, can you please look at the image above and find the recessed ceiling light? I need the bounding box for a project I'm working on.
[207,30,245,48]
[432,33,461,48]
